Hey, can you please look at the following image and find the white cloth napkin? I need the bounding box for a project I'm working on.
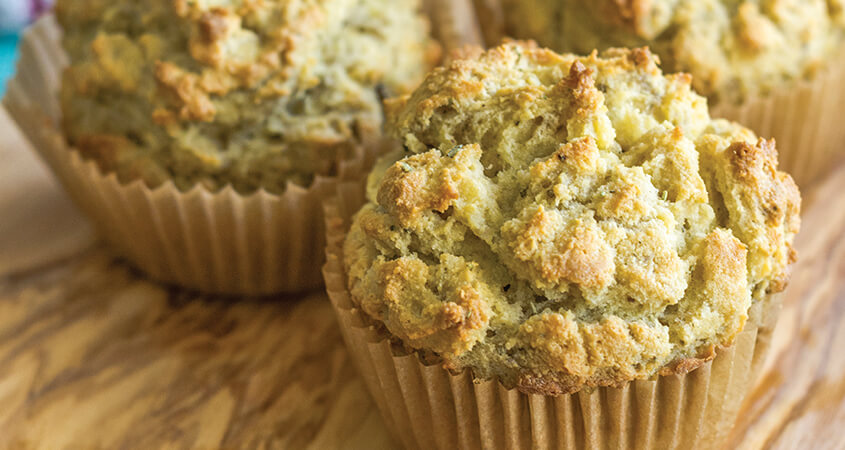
[0,0,53,33]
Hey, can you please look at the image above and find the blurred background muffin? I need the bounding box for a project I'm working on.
[3,0,440,295]
[478,0,845,186]
[56,0,440,193]
[326,41,801,448]
[497,0,844,103]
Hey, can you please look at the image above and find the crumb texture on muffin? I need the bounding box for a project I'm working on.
[343,42,800,393]
[499,0,845,102]
[56,0,439,193]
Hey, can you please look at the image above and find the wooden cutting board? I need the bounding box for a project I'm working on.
[0,106,842,449]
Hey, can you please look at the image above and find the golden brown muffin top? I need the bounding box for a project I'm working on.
[499,0,845,102]
[57,0,439,193]
[343,42,800,393]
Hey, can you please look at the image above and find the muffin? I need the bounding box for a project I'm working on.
[498,0,843,101]
[324,42,800,448]
[485,0,845,186]
[55,0,438,194]
[4,1,438,294]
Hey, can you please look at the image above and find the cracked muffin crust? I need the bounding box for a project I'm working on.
[499,0,845,102]
[343,42,801,394]
[56,0,439,193]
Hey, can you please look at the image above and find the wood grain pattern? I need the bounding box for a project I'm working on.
[0,104,843,449]
[0,252,393,449]
[0,107,395,449]
[725,160,845,450]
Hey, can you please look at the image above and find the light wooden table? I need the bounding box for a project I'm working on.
[0,106,843,449]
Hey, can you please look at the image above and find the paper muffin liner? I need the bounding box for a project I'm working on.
[3,16,382,295]
[424,0,485,50]
[322,182,781,450]
[469,0,506,47]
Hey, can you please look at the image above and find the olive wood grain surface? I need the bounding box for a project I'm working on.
[0,106,843,449]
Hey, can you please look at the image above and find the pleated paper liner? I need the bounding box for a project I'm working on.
[424,0,485,50]
[322,182,780,450]
[469,0,506,47]
[3,16,382,295]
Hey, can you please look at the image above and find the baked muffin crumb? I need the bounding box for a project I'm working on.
[344,42,800,393]
[57,0,439,193]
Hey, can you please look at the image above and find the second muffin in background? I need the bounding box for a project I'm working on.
[325,41,800,448]
[4,0,439,295]
[57,0,439,194]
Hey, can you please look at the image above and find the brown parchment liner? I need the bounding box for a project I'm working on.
[424,0,485,50]
[322,180,782,450]
[3,6,455,296]
[467,0,845,189]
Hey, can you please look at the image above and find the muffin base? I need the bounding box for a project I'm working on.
[4,16,382,296]
[322,180,781,450]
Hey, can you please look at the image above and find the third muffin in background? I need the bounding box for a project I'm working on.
[491,0,845,186]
